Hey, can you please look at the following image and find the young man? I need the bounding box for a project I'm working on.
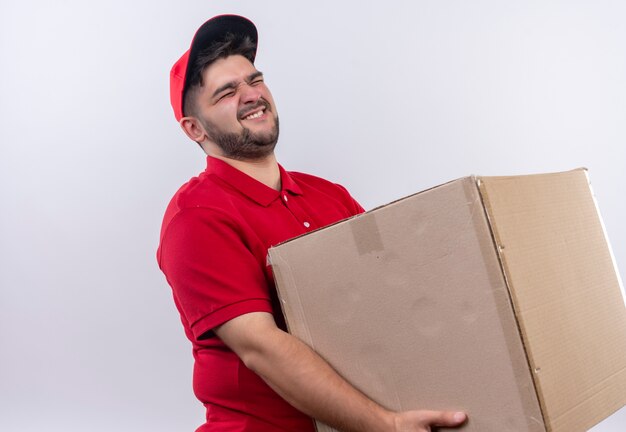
[158,15,467,432]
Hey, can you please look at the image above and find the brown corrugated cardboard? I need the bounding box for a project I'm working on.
[268,169,626,432]
[478,170,626,431]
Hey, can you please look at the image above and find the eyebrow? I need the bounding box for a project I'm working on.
[212,71,264,98]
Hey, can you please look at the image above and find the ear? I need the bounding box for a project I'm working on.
[180,116,207,143]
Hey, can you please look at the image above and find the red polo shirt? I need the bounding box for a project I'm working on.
[157,156,364,432]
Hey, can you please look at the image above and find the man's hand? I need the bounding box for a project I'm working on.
[215,311,467,432]
[393,410,467,431]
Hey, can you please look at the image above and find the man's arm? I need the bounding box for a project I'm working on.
[214,311,467,432]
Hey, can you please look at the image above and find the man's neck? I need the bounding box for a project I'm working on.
[212,153,282,191]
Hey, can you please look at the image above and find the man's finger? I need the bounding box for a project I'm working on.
[420,410,467,427]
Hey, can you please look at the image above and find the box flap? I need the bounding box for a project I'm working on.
[478,169,626,432]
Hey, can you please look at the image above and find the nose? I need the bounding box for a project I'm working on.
[240,82,262,105]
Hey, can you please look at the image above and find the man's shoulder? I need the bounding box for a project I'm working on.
[288,170,350,194]
[160,171,238,227]
[169,171,232,210]
[286,170,363,215]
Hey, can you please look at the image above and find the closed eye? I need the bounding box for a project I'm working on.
[248,71,264,86]
[217,90,235,101]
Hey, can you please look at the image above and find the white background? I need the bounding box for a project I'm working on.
[1,1,625,431]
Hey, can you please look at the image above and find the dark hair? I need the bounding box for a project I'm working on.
[183,33,256,117]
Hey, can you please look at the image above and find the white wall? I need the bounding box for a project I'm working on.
[1,0,624,430]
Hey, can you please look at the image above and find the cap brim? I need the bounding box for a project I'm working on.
[184,15,258,99]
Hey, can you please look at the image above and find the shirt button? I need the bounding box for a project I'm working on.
[283,194,289,202]
[303,221,310,228]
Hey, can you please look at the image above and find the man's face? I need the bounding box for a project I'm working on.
[193,54,279,160]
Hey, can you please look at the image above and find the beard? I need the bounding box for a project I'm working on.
[200,101,280,161]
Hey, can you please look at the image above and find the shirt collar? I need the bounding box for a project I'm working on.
[206,156,302,207]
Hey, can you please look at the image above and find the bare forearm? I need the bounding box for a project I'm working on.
[244,327,393,432]
[216,312,467,432]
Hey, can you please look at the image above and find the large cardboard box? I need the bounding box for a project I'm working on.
[268,169,626,432]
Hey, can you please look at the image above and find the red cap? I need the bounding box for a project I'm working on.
[169,15,258,122]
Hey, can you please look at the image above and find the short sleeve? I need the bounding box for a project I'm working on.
[158,208,273,340]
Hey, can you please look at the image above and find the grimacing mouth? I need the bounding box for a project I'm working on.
[243,108,265,120]
[239,100,270,120]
